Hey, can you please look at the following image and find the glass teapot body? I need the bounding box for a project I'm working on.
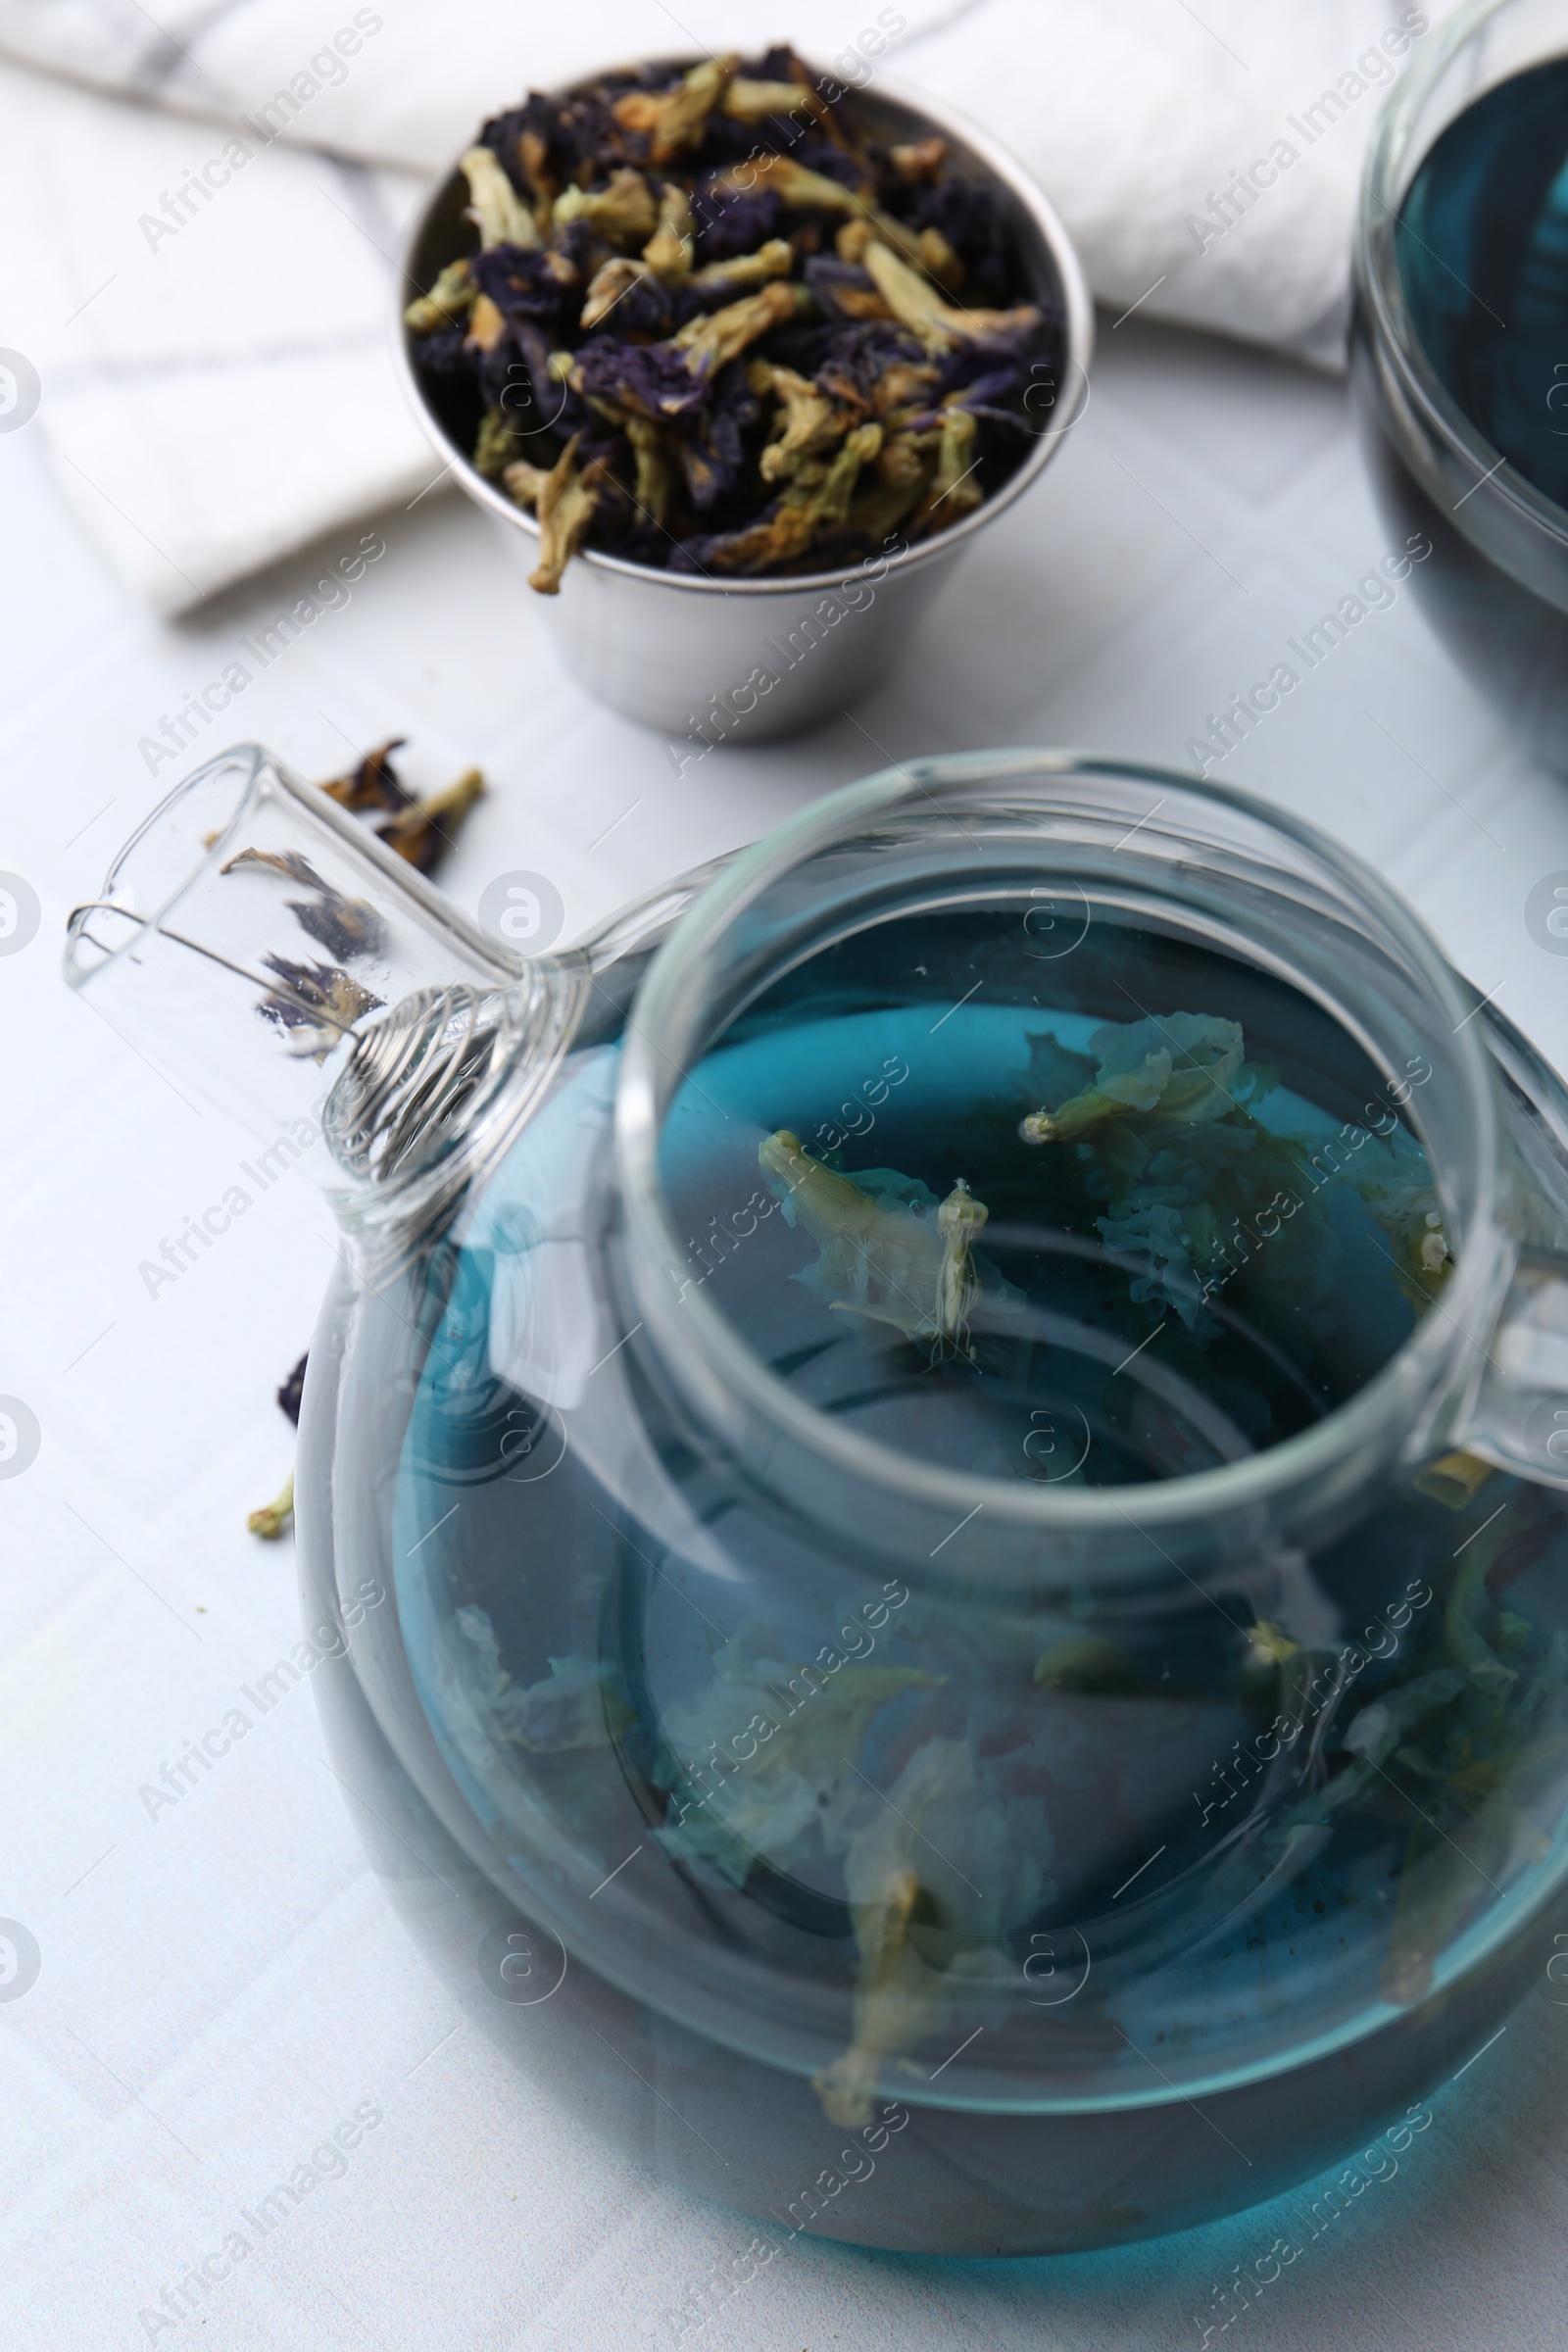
[69,747,1568,2257]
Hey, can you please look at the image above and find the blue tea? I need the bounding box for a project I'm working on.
[368,906,1568,2244]
[1356,55,1568,756]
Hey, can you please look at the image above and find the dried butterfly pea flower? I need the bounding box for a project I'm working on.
[259,954,384,1061]
[247,1469,294,1540]
[674,421,883,572]
[468,407,518,479]
[668,278,811,374]
[847,465,935,545]
[690,179,782,261]
[748,357,848,481]
[906,173,1017,306]
[482,89,626,214]
[723,76,815,125]
[219,847,386,961]
[471,243,579,325]
[805,255,894,323]
[462,144,540,249]
[889,136,948,182]
[277,1353,308,1425]
[908,407,983,534]
[403,258,475,335]
[861,236,1041,352]
[618,412,680,527]
[675,360,760,510]
[376,769,486,875]
[553,167,659,250]
[710,154,949,280]
[685,237,795,300]
[571,336,710,423]
[643,181,696,283]
[580,256,646,331]
[874,427,935,492]
[612,54,741,165]
[318,738,411,814]
[520,431,612,593]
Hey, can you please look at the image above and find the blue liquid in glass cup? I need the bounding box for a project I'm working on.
[1354,4,1568,765]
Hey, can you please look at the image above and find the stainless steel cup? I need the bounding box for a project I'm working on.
[394,62,1093,742]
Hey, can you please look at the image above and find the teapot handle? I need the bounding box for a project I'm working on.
[1451,1251,1568,1490]
[1444,1001,1568,1491]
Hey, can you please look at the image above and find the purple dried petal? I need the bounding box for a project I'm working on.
[691,178,782,259]
[573,336,710,421]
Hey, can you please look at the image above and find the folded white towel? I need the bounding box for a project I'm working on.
[0,0,1449,612]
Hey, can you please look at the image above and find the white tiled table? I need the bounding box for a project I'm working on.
[4,304,1568,2351]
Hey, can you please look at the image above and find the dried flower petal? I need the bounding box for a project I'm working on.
[571,336,708,422]
[247,1468,294,1540]
[723,76,814,124]
[527,431,611,592]
[277,1354,308,1425]
[686,237,795,297]
[908,407,983,534]
[553,167,659,250]
[890,136,948,181]
[501,460,550,510]
[612,55,740,163]
[748,357,846,481]
[318,738,411,815]
[676,420,882,571]
[643,181,695,283]
[220,848,385,960]
[461,144,540,249]
[258,954,384,1060]
[375,769,485,875]
[862,236,1042,352]
[668,278,811,375]
[403,258,475,334]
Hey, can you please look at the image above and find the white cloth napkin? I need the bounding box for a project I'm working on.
[0,0,1450,612]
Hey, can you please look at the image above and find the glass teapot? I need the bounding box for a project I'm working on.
[65,745,1568,2259]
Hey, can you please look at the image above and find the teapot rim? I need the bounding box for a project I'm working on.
[614,746,1507,1548]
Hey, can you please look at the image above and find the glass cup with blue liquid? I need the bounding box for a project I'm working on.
[1355,0,1568,765]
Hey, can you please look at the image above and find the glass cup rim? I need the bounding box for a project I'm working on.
[1357,0,1568,550]
[614,748,1504,1540]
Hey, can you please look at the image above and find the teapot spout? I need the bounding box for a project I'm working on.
[63,744,584,1240]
